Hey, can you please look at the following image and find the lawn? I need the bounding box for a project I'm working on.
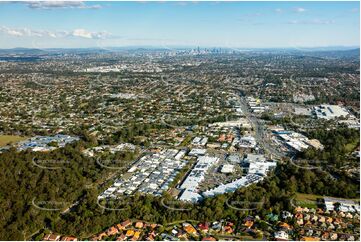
[0,135,27,147]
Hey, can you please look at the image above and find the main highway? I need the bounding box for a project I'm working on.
[237,94,286,159]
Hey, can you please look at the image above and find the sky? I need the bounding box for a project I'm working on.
[0,1,359,49]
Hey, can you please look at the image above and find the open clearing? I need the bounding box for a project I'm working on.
[0,135,27,147]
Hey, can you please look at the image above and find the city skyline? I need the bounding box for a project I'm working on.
[0,1,360,49]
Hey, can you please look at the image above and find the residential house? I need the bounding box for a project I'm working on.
[278,222,291,230]
[274,230,289,241]
[116,234,127,241]
[126,230,135,237]
[135,221,144,229]
[198,222,209,233]
[330,233,338,241]
[321,232,329,240]
[61,236,77,241]
[202,236,217,241]
[318,216,326,223]
[132,231,141,241]
[304,220,313,227]
[297,218,304,226]
[43,234,61,241]
[146,235,155,241]
[327,224,335,230]
[326,217,333,224]
[223,225,233,234]
[211,222,222,231]
[310,215,318,222]
[300,237,320,241]
[305,230,314,237]
[120,220,132,229]
[183,223,198,236]
[244,220,254,228]
[281,211,293,220]
[176,231,188,240]
[150,223,158,229]
[106,226,119,236]
[347,235,355,241]
[295,207,304,213]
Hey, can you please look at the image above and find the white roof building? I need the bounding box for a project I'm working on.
[192,137,208,146]
[210,118,251,129]
[324,197,360,213]
[238,136,257,148]
[188,148,207,156]
[243,154,266,163]
[203,174,264,197]
[220,164,235,173]
[178,156,219,202]
[175,150,186,160]
[248,161,277,176]
[178,189,203,203]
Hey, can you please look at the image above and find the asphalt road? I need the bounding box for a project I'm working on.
[237,95,286,159]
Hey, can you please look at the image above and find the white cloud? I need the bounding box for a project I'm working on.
[3,28,24,37]
[22,1,102,10]
[288,19,336,25]
[71,29,110,39]
[294,7,306,13]
[274,8,282,13]
[0,26,111,39]
[72,29,93,38]
[0,26,46,37]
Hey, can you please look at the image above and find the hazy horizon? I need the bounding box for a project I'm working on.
[0,1,359,49]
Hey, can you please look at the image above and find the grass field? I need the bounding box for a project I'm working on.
[0,135,27,147]
[294,193,321,208]
[295,193,360,208]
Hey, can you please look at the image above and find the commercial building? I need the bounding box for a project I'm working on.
[98,149,189,200]
[275,131,324,152]
[203,154,277,198]
[202,174,264,197]
[178,156,219,202]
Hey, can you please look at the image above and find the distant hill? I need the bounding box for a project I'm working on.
[298,48,360,59]
[0,47,359,60]
[0,48,47,55]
